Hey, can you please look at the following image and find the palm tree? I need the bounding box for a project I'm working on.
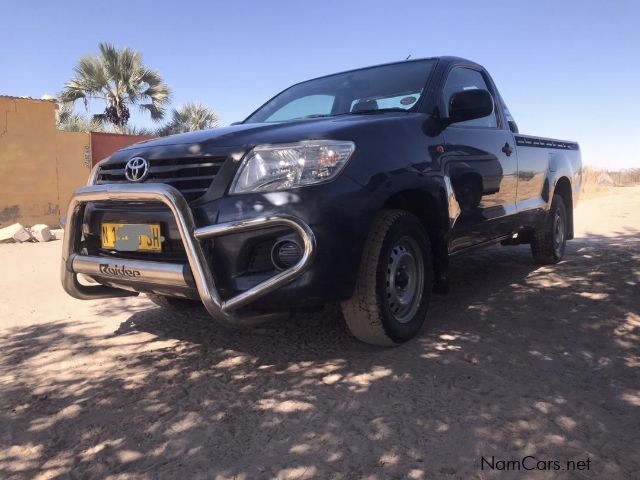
[55,102,105,132]
[60,42,171,130]
[118,124,155,136]
[157,102,218,136]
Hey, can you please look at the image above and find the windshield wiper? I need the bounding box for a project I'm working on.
[348,107,409,115]
[293,113,337,120]
[291,108,409,121]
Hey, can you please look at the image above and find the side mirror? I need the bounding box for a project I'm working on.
[230,121,243,126]
[447,89,494,124]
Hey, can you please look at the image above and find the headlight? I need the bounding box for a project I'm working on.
[230,140,355,194]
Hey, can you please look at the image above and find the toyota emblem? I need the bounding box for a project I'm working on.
[124,157,149,182]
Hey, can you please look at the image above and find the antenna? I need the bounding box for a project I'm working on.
[405,54,412,60]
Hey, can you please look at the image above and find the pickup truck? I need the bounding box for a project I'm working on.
[61,56,582,346]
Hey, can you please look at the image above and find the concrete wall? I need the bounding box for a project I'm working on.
[56,130,93,221]
[0,97,154,227]
[0,96,90,227]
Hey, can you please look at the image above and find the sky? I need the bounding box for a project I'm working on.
[1,0,639,169]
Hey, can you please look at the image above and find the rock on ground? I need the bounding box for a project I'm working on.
[0,223,34,243]
[28,224,53,242]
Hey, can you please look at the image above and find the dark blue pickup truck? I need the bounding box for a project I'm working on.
[61,56,582,346]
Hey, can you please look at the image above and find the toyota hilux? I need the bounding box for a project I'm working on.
[61,56,582,346]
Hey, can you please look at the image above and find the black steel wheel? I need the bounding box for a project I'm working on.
[341,210,433,346]
[531,194,568,264]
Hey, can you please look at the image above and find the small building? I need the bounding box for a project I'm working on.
[0,96,152,226]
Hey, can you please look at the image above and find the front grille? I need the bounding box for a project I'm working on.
[96,156,227,202]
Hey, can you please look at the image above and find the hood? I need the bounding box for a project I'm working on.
[114,113,420,160]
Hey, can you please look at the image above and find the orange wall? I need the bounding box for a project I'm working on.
[0,97,90,227]
[0,97,155,227]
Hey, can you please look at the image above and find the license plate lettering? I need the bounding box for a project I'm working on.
[101,223,162,252]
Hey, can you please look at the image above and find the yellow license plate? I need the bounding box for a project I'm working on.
[101,223,162,252]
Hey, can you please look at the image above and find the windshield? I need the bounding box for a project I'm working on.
[244,59,437,124]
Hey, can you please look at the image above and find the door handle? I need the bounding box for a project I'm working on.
[502,142,513,156]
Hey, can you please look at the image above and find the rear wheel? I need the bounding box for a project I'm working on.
[147,294,201,310]
[531,194,568,264]
[341,210,433,346]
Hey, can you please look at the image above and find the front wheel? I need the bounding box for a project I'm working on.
[531,194,568,264]
[341,210,433,346]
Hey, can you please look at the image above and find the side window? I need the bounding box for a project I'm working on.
[443,68,497,128]
[265,94,335,122]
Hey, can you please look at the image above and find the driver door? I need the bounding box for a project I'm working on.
[441,67,518,252]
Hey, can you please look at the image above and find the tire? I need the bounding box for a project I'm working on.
[147,294,201,310]
[341,210,434,346]
[531,194,568,264]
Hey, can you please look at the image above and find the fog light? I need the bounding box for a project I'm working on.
[271,240,302,269]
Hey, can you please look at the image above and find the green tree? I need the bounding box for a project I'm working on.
[157,102,218,136]
[118,124,155,136]
[60,42,171,131]
[55,102,105,132]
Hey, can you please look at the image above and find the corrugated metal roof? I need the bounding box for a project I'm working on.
[0,94,56,102]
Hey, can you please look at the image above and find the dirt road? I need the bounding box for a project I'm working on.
[1,188,639,479]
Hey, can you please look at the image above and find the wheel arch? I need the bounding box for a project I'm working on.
[378,186,450,286]
[553,176,574,239]
[380,188,448,232]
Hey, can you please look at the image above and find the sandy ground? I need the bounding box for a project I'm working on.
[1,187,639,480]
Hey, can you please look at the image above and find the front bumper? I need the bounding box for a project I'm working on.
[61,183,316,326]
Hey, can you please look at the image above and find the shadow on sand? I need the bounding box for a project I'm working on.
[1,231,638,478]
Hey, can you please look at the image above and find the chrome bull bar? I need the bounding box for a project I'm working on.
[61,183,316,325]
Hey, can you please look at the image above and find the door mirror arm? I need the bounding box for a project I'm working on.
[422,107,447,137]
